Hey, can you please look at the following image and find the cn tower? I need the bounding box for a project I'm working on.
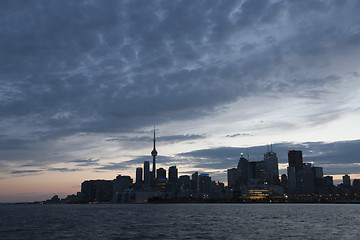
[151,126,158,179]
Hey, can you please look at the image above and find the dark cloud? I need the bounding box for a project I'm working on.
[1,0,360,178]
[11,170,42,175]
[158,134,206,143]
[96,163,125,171]
[9,167,78,175]
[176,140,360,176]
[96,155,180,171]
[70,159,100,166]
[0,137,34,150]
[47,168,79,172]
[226,133,251,138]
[5,139,359,180]
[1,0,359,142]
[106,134,205,143]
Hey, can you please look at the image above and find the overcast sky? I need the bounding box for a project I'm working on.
[1,0,360,202]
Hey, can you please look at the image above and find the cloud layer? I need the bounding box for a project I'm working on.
[1,1,360,141]
[1,1,360,187]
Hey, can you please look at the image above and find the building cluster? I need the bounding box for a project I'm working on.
[62,131,360,203]
[226,146,282,200]
[226,149,360,202]
[78,129,226,203]
[79,166,227,203]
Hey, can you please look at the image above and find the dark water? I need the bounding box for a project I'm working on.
[0,203,359,239]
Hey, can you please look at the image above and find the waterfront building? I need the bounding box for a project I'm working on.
[281,174,288,192]
[313,167,324,194]
[199,174,212,195]
[237,153,249,185]
[247,188,270,200]
[313,167,323,179]
[155,178,167,192]
[287,166,296,193]
[157,168,166,180]
[81,180,113,203]
[263,146,279,185]
[113,175,133,203]
[353,179,360,192]
[179,175,191,197]
[191,172,199,194]
[144,161,150,186]
[249,161,265,184]
[343,174,351,187]
[136,167,143,184]
[319,176,334,194]
[297,163,315,194]
[281,174,288,186]
[81,180,96,202]
[227,168,239,188]
[168,166,178,183]
[288,150,303,171]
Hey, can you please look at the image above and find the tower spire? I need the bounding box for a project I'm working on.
[151,126,158,179]
[153,126,156,150]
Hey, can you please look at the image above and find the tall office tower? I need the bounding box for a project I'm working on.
[237,153,249,185]
[288,150,303,170]
[264,145,279,185]
[281,174,288,186]
[81,180,96,202]
[353,179,360,191]
[151,127,158,179]
[322,176,334,194]
[313,167,324,194]
[313,167,323,179]
[199,174,212,194]
[343,174,351,186]
[113,175,133,203]
[297,163,314,194]
[249,161,265,184]
[192,171,199,193]
[287,166,296,193]
[168,166,178,183]
[157,168,166,180]
[179,175,191,192]
[227,168,239,188]
[144,161,150,186]
[136,167,143,184]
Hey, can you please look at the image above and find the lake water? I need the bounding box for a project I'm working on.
[0,203,359,239]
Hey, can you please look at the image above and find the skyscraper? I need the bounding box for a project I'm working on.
[288,150,303,170]
[136,167,143,184]
[157,168,166,180]
[237,153,249,185]
[227,168,239,188]
[313,167,323,179]
[199,174,211,194]
[287,166,296,193]
[297,163,314,194]
[343,174,351,187]
[144,161,150,186]
[151,127,158,179]
[168,166,178,183]
[192,172,199,194]
[263,145,279,185]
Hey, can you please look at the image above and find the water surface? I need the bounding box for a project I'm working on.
[0,204,359,239]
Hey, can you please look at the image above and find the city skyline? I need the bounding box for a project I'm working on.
[1,1,360,202]
[75,142,360,204]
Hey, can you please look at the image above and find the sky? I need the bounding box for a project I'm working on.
[1,0,360,202]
